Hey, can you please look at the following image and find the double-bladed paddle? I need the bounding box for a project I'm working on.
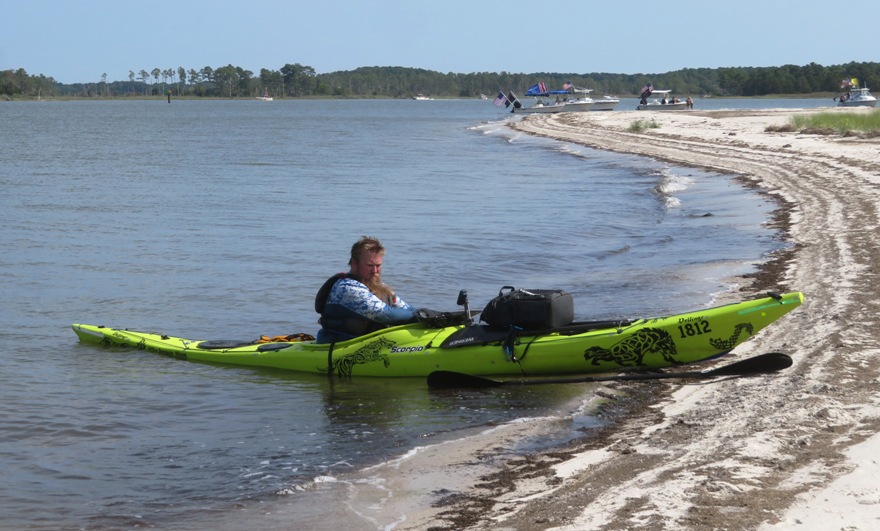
[426,352,793,389]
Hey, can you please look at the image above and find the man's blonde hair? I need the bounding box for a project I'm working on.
[349,236,385,265]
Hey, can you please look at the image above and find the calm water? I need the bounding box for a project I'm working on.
[0,97,819,529]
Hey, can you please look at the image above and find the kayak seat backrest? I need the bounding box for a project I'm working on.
[412,308,471,328]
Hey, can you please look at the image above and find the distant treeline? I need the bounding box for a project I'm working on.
[3,61,879,100]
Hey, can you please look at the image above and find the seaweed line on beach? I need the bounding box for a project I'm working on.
[412,109,880,531]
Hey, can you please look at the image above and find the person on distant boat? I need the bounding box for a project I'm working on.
[315,236,415,343]
[661,96,667,104]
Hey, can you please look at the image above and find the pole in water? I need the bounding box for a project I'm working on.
[167,89,171,103]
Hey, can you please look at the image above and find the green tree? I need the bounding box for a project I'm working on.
[200,66,214,94]
[236,66,254,96]
[281,63,316,96]
[16,67,30,96]
[138,70,149,95]
[259,68,283,98]
[213,65,240,97]
[177,66,186,95]
[150,68,161,94]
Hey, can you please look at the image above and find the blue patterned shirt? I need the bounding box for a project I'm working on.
[326,277,414,323]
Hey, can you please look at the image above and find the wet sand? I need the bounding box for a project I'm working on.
[275,107,880,530]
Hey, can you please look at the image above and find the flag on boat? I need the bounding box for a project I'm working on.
[852,78,859,87]
[493,91,507,107]
[562,82,573,90]
[507,91,521,110]
[525,82,548,96]
[639,83,654,104]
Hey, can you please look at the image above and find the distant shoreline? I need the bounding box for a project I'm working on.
[2,93,845,102]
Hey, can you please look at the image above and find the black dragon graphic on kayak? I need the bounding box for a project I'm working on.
[583,322,756,367]
[708,323,754,350]
[321,337,393,376]
[583,327,679,367]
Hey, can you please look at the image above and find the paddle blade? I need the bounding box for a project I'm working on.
[427,370,503,389]
[705,352,792,377]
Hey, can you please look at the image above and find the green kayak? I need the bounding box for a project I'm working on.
[73,291,803,378]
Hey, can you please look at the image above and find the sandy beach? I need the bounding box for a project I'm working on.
[321,106,880,530]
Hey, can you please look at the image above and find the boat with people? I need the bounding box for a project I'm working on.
[505,83,568,114]
[256,88,273,101]
[558,84,593,112]
[72,289,803,378]
[835,78,877,107]
[637,89,687,110]
[498,83,619,114]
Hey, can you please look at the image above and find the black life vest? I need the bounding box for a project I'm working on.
[315,272,351,314]
[315,272,388,341]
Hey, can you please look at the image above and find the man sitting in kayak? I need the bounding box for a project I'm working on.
[315,236,415,343]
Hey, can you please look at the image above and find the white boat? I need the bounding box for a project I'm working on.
[561,98,593,112]
[562,89,595,112]
[503,83,620,113]
[637,89,687,110]
[836,83,877,108]
[504,83,564,113]
[512,100,566,114]
[412,94,433,100]
[591,94,620,111]
[256,88,273,101]
[566,88,619,111]
[513,83,597,113]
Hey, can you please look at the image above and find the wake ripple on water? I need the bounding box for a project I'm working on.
[652,167,695,209]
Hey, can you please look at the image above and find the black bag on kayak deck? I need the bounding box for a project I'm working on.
[480,286,574,330]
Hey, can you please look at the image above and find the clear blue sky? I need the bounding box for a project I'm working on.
[3,0,877,84]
